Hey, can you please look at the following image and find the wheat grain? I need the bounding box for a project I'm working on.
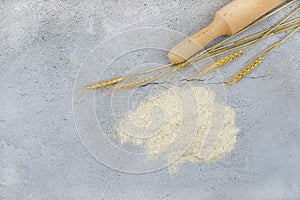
[86,77,123,89]
[111,61,193,90]
[86,63,174,89]
[110,72,168,90]
[85,1,298,91]
[172,60,192,72]
[226,25,300,87]
[216,50,246,67]
[111,76,156,90]
[226,56,266,86]
[199,50,246,76]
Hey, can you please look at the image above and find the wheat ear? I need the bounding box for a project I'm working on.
[86,77,123,89]
[226,56,266,87]
[110,75,157,90]
[86,63,173,89]
[172,60,192,72]
[110,72,168,91]
[227,24,300,87]
[85,1,298,91]
[110,60,192,90]
[198,50,246,76]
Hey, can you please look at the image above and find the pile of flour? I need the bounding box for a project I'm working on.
[116,86,239,173]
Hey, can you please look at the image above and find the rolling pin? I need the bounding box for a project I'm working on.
[168,0,286,64]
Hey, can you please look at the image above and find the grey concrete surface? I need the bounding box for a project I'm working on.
[1,0,299,199]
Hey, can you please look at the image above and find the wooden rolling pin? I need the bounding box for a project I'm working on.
[168,0,286,64]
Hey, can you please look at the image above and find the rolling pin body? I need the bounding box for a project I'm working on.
[168,0,286,64]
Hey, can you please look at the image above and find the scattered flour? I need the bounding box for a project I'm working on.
[116,86,239,173]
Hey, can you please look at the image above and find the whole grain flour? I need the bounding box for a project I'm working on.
[116,86,239,173]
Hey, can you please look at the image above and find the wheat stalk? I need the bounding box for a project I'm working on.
[209,19,300,55]
[191,2,299,64]
[85,1,299,90]
[86,63,173,89]
[189,21,299,66]
[245,5,300,51]
[226,25,300,87]
[195,6,300,78]
[110,60,194,90]
[190,0,297,60]
[195,17,300,64]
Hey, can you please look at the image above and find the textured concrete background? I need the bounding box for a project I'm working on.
[1,0,299,199]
